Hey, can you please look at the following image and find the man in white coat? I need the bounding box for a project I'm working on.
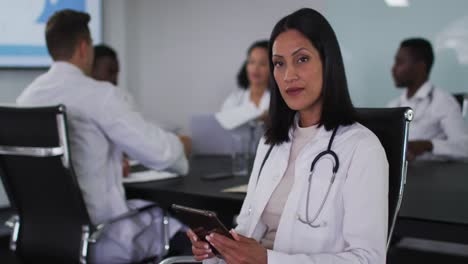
[389,38,468,161]
[17,9,191,263]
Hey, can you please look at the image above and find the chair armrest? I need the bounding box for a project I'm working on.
[4,214,20,251]
[88,203,160,243]
[4,214,18,229]
[159,256,200,264]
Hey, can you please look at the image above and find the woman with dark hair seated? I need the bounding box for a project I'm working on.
[188,8,388,264]
[216,40,270,130]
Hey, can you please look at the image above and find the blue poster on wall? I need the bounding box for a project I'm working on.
[0,0,101,67]
[36,0,86,23]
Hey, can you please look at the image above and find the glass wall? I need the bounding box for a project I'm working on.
[325,0,468,107]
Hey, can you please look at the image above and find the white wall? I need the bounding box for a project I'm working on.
[0,0,324,207]
[0,69,45,103]
[101,0,128,94]
[124,0,323,132]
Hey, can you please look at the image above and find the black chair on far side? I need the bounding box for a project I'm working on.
[453,93,468,117]
[0,105,168,264]
[158,107,414,264]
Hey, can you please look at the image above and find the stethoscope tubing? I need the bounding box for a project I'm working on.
[257,126,340,228]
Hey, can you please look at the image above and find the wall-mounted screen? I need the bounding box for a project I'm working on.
[0,0,102,67]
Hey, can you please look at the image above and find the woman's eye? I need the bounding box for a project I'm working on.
[273,61,283,67]
[298,56,309,63]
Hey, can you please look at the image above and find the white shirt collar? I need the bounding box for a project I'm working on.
[400,81,432,103]
[49,61,85,76]
[243,88,270,110]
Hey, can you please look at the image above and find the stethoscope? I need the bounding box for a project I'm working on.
[256,126,340,228]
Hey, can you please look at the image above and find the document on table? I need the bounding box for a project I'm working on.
[123,170,179,183]
[222,184,248,193]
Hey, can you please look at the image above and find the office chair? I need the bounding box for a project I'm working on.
[453,93,468,117]
[157,107,413,264]
[0,105,169,264]
[355,107,413,248]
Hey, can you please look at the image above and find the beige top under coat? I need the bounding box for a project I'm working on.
[260,123,319,249]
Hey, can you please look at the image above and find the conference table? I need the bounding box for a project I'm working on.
[395,161,468,244]
[126,156,246,227]
[125,156,468,244]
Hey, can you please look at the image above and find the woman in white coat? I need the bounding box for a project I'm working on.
[215,40,271,130]
[216,40,272,156]
[220,40,270,116]
[188,8,389,264]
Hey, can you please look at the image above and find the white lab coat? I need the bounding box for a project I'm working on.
[220,88,270,112]
[388,82,468,161]
[215,88,270,154]
[215,88,270,130]
[205,122,389,264]
[17,62,188,263]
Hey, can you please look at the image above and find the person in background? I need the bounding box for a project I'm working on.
[17,9,191,263]
[91,44,134,177]
[389,38,468,161]
[188,8,388,264]
[92,44,137,108]
[220,40,270,118]
[216,40,270,129]
[92,44,119,86]
[215,40,271,156]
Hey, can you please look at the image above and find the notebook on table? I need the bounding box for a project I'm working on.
[123,162,180,183]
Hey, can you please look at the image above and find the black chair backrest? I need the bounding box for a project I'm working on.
[453,93,468,117]
[453,93,464,109]
[355,107,412,247]
[0,105,91,263]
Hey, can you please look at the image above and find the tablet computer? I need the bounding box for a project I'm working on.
[172,204,233,255]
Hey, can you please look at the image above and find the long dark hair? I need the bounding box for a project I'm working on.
[265,8,356,145]
[236,40,269,89]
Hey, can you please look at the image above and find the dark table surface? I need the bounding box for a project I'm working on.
[126,155,246,227]
[126,156,468,240]
[399,161,468,225]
